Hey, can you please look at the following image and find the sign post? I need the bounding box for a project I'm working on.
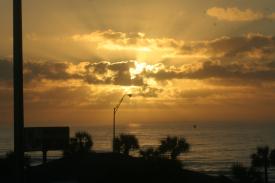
[24,127,70,164]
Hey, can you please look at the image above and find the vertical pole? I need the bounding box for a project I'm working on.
[13,0,24,182]
[42,149,47,164]
[112,108,116,152]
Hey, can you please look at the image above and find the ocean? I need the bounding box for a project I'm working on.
[1,122,275,180]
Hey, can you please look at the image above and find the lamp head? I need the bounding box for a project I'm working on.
[127,94,132,98]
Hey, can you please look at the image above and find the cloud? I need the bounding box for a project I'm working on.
[84,61,144,86]
[1,32,275,87]
[128,86,163,98]
[70,30,275,70]
[145,60,275,82]
[71,30,182,64]
[206,7,275,22]
[1,32,275,110]
[71,31,275,63]
[0,59,145,86]
[178,33,275,63]
[12,29,274,69]
[24,61,78,82]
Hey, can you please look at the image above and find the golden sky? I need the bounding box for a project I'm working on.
[1,0,275,125]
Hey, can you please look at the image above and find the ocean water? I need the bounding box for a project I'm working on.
[1,122,275,179]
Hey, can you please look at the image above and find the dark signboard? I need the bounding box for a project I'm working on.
[24,127,69,152]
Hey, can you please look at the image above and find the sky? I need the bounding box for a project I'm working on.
[1,0,275,125]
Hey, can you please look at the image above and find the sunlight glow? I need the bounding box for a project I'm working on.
[130,62,146,79]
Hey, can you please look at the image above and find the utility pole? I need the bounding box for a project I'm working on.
[13,0,25,182]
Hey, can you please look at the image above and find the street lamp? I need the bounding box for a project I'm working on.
[112,94,132,152]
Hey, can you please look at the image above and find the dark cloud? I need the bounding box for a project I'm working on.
[208,34,275,59]
[2,58,275,87]
[158,34,275,82]
[0,59,78,82]
[24,61,77,82]
[194,61,275,81]
[0,59,145,86]
[84,61,144,86]
[178,34,275,62]
[145,60,275,81]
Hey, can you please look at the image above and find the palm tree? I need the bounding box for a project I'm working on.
[64,131,93,156]
[75,131,93,153]
[114,134,139,156]
[270,149,275,165]
[158,136,190,160]
[139,147,160,160]
[251,146,275,183]
[231,162,262,183]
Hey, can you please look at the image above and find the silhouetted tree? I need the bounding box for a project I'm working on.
[139,147,160,160]
[158,136,190,160]
[270,149,275,165]
[114,134,139,156]
[64,131,93,156]
[231,162,262,183]
[250,146,275,183]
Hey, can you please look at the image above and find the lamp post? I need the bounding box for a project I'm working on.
[112,94,132,152]
[13,0,25,182]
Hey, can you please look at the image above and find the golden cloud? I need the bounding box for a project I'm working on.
[71,30,183,63]
[206,7,274,22]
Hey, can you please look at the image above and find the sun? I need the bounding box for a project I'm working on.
[129,62,146,79]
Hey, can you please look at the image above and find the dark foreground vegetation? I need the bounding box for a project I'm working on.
[0,131,274,183]
[1,152,231,183]
[231,146,275,183]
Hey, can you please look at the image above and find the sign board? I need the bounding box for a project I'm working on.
[24,127,69,152]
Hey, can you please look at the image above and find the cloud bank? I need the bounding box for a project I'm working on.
[1,30,275,123]
[207,7,275,22]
